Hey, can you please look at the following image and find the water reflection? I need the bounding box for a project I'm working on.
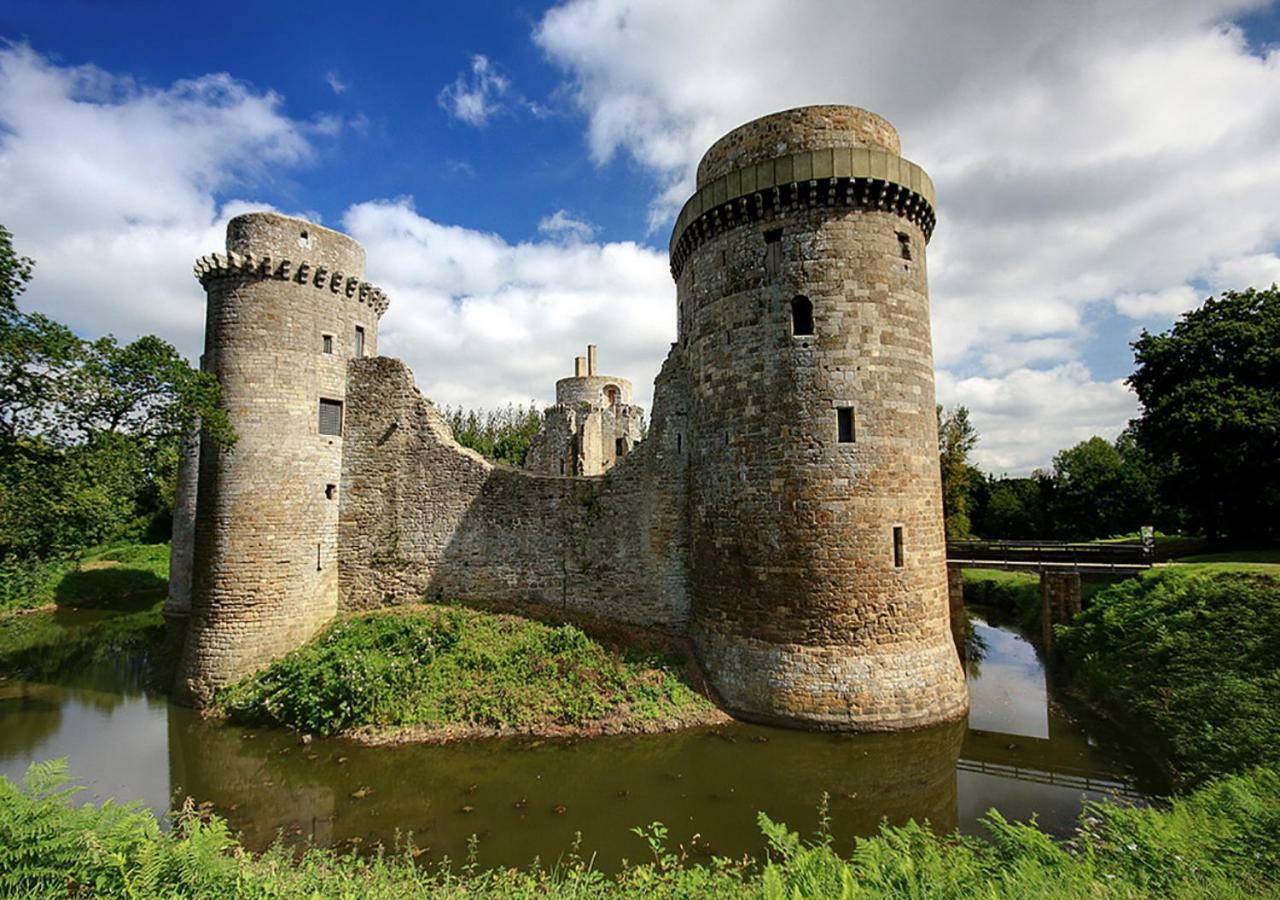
[0,607,1165,870]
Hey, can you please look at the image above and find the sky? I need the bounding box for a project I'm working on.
[1,0,1278,474]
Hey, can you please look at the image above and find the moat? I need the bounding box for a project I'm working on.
[0,608,1164,872]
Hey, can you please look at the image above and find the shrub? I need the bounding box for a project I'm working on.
[220,605,710,736]
[1057,570,1280,787]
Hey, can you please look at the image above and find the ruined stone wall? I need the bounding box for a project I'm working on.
[175,213,387,704]
[673,107,967,730]
[338,351,690,628]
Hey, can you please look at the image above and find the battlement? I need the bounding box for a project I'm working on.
[192,251,390,318]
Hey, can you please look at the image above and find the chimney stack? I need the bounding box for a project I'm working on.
[574,356,587,377]
[587,344,598,376]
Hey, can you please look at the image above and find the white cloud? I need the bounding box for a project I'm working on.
[344,198,673,412]
[325,70,347,94]
[936,365,1139,475]
[437,55,511,126]
[1114,285,1203,318]
[0,43,326,353]
[534,0,1280,471]
[537,209,597,242]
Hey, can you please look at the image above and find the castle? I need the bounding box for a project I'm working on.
[166,105,968,731]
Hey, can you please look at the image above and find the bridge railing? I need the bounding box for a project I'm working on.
[946,539,1153,571]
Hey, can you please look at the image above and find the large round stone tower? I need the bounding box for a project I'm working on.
[670,106,967,730]
[174,212,389,704]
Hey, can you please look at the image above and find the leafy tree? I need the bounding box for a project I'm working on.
[937,404,979,539]
[971,474,1052,540]
[0,223,233,596]
[443,402,544,467]
[1128,286,1280,540]
[1047,432,1155,540]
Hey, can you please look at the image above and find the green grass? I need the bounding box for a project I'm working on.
[2,759,1277,898]
[0,541,169,614]
[1057,569,1280,789]
[1166,547,1280,575]
[220,605,714,737]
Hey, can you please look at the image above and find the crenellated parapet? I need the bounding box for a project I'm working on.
[192,251,390,318]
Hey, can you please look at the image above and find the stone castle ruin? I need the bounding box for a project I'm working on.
[525,345,646,477]
[167,105,969,731]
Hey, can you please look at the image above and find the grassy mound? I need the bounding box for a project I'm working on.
[220,605,715,737]
[1057,569,1280,788]
[0,541,169,615]
[4,759,1278,898]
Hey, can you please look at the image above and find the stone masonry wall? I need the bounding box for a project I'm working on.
[676,107,967,730]
[338,351,690,628]
[175,213,387,705]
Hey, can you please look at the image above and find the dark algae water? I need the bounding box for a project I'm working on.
[0,605,1165,871]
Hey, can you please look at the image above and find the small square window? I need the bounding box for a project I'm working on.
[318,398,343,436]
[837,407,855,443]
[322,334,334,354]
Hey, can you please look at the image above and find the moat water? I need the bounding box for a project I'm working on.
[0,607,1165,871]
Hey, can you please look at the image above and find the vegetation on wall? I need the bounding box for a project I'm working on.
[442,402,545,467]
[0,224,230,612]
[1057,569,1280,788]
[220,604,713,737]
[2,758,1276,898]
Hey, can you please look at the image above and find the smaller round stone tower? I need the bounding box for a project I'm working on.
[526,344,646,476]
[174,212,389,705]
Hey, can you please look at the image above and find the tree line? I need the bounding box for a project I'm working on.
[0,225,229,604]
[940,285,1279,544]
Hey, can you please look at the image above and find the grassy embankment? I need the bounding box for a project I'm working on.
[0,542,169,683]
[1056,568,1280,789]
[0,541,169,616]
[220,605,722,741]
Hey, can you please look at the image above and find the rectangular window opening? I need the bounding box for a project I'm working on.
[615,437,626,458]
[837,407,855,443]
[318,398,344,436]
[325,483,337,500]
[322,334,334,354]
[897,232,912,261]
[354,326,365,358]
[893,526,905,568]
[763,227,783,244]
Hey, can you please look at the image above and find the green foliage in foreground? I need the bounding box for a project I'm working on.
[2,760,1278,899]
[1057,570,1280,788]
[221,606,712,736]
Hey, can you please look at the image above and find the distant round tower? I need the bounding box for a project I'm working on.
[175,212,389,704]
[670,106,967,730]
